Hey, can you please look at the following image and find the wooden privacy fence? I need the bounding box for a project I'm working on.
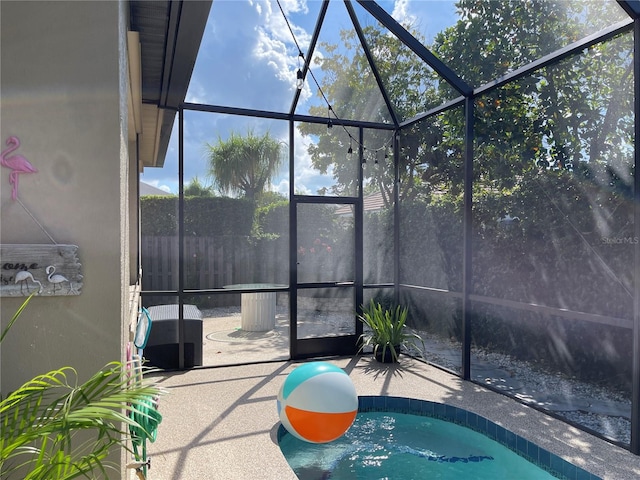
[142,235,241,291]
[141,235,287,292]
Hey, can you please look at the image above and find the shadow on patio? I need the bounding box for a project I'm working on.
[144,356,640,480]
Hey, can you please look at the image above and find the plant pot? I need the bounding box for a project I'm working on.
[374,345,400,363]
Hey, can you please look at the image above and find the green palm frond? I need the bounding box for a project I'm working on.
[1,361,163,480]
[0,292,36,344]
[1,295,165,480]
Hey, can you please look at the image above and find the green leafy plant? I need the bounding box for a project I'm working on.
[357,300,424,363]
[1,294,164,480]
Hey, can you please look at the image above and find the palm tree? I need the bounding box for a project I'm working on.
[205,130,285,202]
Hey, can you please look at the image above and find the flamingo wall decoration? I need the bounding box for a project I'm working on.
[15,270,43,295]
[1,136,38,200]
[46,265,70,294]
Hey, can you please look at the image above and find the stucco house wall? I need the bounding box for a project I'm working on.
[0,0,133,419]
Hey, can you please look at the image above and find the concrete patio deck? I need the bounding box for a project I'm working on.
[144,356,640,479]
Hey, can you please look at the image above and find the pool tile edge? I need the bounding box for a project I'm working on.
[357,395,601,480]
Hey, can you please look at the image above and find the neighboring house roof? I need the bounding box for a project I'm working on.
[129,1,212,169]
[140,182,173,196]
[335,192,387,216]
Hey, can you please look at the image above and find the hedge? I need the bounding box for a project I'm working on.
[141,196,254,236]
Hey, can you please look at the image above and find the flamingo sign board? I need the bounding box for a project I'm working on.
[0,244,82,296]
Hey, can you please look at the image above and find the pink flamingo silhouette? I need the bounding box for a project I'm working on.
[1,136,37,200]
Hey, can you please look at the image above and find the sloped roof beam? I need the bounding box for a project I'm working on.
[400,17,634,128]
[161,1,211,110]
[345,0,399,127]
[355,0,472,97]
[400,95,465,129]
[618,0,640,19]
[290,0,330,116]
[474,18,633,97]
[184,102,394,130]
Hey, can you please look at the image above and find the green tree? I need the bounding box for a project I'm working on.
[433,6,633,218]
[298,24,439,203]
[300,0,635,314]
[426,0,636,342]
[299,0,632,204]
[205,130,285,202]
[255,190,287,208]
[184,176,214,197]
[433,0,632,189]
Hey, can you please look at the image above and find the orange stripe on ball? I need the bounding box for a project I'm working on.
[285,405,357,443]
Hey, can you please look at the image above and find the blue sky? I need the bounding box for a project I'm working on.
[140,0,458,196]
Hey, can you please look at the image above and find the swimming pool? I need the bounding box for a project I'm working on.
[278,396,600,480]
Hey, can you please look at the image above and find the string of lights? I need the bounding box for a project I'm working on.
[276,0,394,167]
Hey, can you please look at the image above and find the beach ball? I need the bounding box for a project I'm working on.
[277,362,358,443]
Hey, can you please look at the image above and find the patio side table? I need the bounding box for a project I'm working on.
[223,284,286,332]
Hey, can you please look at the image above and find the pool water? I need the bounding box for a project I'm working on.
[279,411,558,479]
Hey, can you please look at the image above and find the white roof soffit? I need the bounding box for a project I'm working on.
[140,105,164,170]
[127,31,143,142]
[131,0,211,169]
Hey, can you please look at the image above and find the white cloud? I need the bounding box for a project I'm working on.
[140,177,174,194]
[184,80,207,105]
[276,0,308,15]
[264,0,311,47]
[391,0,417,27]
[271,177,291,196]
[265,125,336,197]
[252,0,313,98]
[392,0,458,43]
[290,128,335,195]
[253,29,290,83]
[182,0,314,113]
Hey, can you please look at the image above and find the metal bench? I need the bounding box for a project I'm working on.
[143,304,203,369]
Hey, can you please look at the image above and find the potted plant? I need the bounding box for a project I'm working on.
[357,300,424,363]
[1,294,164,480]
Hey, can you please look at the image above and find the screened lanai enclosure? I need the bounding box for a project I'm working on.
[139,0,640,455]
